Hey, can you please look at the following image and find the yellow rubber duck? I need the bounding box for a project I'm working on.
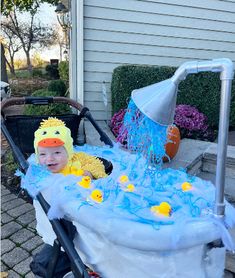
[123,183,135,192]
[90,189,103,203]
[78,176,92,189]
[181,182,192,191]
[119,175,129,183]
[151,202,172,217]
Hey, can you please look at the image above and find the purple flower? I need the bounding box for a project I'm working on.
[174,104,215,141]
[174,105,207,131]
[110,109,127,138]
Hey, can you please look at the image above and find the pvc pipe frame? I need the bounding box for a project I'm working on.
[172,58,234,218]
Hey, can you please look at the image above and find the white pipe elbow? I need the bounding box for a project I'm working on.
[171,58,234,85]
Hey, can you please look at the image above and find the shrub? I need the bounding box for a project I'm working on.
[24,89,71,115]
[58,61,69,85]
[14,69,31,79]
[111,65,175,114]
[48,79,67,96]
[111,65,235,128]
[4,149,18,173]
[230,99,235,129]
[45,64,59,79]
[10,78,49,97]
[32,68,43,77]
[177,72,221,128]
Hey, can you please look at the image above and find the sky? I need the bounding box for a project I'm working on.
[15,3,62,61]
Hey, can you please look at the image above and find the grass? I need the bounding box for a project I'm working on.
[8,69,31,79]
[4,149,18,173]
[8,67,48,79]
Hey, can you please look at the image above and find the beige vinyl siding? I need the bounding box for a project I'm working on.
[83,0,235,120]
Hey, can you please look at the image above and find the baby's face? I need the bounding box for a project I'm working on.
[38,146,68,173]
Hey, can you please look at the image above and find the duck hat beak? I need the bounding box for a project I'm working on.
[38,137,65,147]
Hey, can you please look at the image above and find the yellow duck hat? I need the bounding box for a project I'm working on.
[34,117,74,159]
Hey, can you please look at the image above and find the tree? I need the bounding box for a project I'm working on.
[1,26,22,75]
[2,6,58,72]
[1,0,59,78]
[1,43,8,82]
[1,0,59,14]
[53,25,67,62]
[14,58,25,70]
[32,52,45,67]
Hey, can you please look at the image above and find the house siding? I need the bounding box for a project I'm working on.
[83,0,235,120]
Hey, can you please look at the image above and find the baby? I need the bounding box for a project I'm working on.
[31,117,106,276]
[34,117,107,179]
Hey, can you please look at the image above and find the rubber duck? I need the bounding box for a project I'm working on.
[151,202,171,217]
[119,175,129,183]
[90,189,103,203]
[123,183,135,192]
[181,182,192,191]
[78,176,92,189]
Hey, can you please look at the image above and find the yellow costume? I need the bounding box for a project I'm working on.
[60,152,107,179]
[34,117,107,179]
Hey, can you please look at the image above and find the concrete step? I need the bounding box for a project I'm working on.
[165,139,235,178]
[202,144,235,178]
[197,162,235,275]
[84,120,116,146]
[197,171,235,205]
[164,138,211,174]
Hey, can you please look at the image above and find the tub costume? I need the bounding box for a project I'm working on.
[20,116,235,278]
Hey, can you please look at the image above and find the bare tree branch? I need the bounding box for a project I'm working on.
[2,5,58,72]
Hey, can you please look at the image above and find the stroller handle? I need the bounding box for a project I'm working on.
[1,96,114,147]
[1,97,84,113]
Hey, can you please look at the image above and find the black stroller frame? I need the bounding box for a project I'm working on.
[1,97,114,278]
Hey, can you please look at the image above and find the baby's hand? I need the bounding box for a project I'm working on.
[84,170,93,179]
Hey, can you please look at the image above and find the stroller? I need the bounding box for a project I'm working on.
[2,97,234,278]
[1,96,114,278]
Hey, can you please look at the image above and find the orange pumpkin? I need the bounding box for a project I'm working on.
[163,125,180,162]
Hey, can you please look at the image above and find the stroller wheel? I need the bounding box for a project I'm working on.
[63,270,100,278]
[63,271,74,278]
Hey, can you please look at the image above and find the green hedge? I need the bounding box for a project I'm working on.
[45,64,59,79]
[24,89,71,115]
[58,61,69,85]
[111,65,235,128]
[48,79,67,96]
